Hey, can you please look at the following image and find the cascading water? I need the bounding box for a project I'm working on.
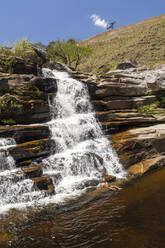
[42,69,125,195]
[0,69,125,214]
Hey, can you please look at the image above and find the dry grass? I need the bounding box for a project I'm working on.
[79,15,165,74]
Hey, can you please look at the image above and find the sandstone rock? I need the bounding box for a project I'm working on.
[93,96,156,111]
[116,60,138,70]
[0,94,50,124]
[22,164,43,178]
[127,156,165,177]
[103,174,116,183]
[0,124,50,143]
[111,124,165,168]
[33,176,54,192]
[8,138,55,162]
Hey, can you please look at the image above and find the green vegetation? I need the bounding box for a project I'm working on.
[12,39,35,61]
[0,56,16,74]
[47,39,92,69]
[0,97,22,112]
[138,102,160,114]
[1,119,16,125]
[0,39,35,61]
[138,91,165,114]
[79,15,165,74]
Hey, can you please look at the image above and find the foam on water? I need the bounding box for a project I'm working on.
[0,69,125,215]
[42,69,125,196]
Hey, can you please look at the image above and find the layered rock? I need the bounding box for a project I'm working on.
[0,71,56,124]
[0,56,57,195]
[71,66,165,180]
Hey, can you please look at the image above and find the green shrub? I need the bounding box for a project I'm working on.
[12,39,35,61]
[47,39,92,69]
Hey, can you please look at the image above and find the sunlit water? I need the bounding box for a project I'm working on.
[0,69,125,214]
[3,168,165,248]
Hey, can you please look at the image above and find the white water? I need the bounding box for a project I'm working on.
[42,69,125,195]
[0,69,125,214]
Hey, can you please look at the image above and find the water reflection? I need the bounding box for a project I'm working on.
[4,169,165,248]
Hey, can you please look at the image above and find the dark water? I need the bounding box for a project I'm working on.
[3,169,165,248]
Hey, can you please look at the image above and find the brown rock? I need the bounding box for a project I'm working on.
[0,124,50,143]
[111,124,165,168]
[103,174,116,183]
[8,138,55,162]
[22,164,43,178]
[33,176,54,191]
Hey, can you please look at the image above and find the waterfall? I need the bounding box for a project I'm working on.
[42,69,125,195]
[0,69,125,214]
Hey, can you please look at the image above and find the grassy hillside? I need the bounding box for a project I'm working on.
[79,15,165,74]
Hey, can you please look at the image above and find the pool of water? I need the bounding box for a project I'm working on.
[3,168,165,248]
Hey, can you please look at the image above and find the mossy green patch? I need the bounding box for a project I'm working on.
[1,119,16,125]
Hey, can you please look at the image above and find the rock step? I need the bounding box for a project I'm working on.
[92,96,156,111]
[33,176,55,194]
[16,159,32,167]
[111,124,165,169]
[0,124,50,143]
[97,111,165,133]
[22,164,43,179]
[8,138,55,162]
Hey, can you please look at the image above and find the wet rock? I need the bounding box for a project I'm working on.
[127,156,165,177]
[17,159,32,167]
[33,176,54,192]
[31,76,57,93]
[23,164,43,178]
[9,138,55,162]
[77,178,100,190]
[103,174,116,183]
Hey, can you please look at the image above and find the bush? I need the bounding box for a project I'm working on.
[47,39,92,69]
[12,39,35,61]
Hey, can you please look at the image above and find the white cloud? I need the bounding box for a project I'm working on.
[90,14,108,29]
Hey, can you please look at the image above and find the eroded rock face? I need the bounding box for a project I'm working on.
[71,66,165,179]
[0,72,57,124]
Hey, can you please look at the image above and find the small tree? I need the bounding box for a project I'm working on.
[47,39,92,69]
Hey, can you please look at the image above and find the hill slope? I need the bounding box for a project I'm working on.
[79,15,165,74]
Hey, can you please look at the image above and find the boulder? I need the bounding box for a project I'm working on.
[116,60,138,70]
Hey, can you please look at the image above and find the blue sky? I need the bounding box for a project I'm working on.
[0,0,164,45]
